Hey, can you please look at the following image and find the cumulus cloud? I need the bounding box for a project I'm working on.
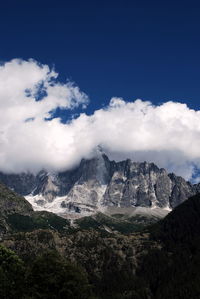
[67,98,200,180]
[0,59,89,173]
[1,59,200,180]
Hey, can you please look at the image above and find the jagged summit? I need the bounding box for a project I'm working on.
[0,154,197,217]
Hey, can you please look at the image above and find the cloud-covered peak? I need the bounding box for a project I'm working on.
[0,59,200,181]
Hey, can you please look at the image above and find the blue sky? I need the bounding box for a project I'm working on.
[1,0,200,115]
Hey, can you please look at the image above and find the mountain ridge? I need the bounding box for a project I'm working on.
[0,153,198,217]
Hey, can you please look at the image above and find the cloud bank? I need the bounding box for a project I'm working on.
[0,59,200,180]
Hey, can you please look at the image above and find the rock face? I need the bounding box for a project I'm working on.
[0,154,197,216]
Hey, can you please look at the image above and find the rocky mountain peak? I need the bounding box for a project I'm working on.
[0,154,198,217]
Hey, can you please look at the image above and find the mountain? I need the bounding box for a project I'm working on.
[0,182,70,237]
[2,193,200,298]
[151,192,200,247]
[0,180,168,237]
[1,176,200,298]
[134,193,200,299]
[0,153,197,218]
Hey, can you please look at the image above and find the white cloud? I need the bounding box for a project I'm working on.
[0,59,89,173]
[67,98,200,180]
[1,59,200,181]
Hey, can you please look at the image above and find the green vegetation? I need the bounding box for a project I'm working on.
[76,212,147,234]
[0,245,95,299]
[1,181,200,298]
[134,194,200,299]
[26,251,94,299]
[71,194,200,298]
[0,245,25,299]
[7,211,70,232]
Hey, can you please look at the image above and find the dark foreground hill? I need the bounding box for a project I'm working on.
[137,193,200,299]
[1,183,200,298]
[0,182,71,236]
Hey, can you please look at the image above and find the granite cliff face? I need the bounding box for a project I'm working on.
[0,154,197,216]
